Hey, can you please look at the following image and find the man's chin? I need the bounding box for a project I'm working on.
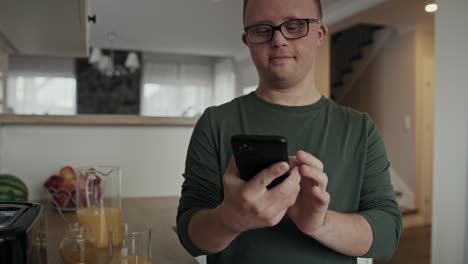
[268,68,295,80]
[266,73,297,86]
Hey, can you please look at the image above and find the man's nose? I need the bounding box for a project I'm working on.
[270,28,288,47]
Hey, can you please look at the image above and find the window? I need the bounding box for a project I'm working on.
[8,76,76,115]
[6,54,237,117]
[243,85,257,95]
[0,54,7,113]
[214,59,236,106]
[141,57,215,117]
[7,55,76,115]
[0,67,4,113]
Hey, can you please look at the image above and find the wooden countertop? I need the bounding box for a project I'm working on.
[42,197,198,264]
[0,114,198,126]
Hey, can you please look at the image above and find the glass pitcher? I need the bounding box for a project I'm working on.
[59,223,94,264]
[75,166,122,248]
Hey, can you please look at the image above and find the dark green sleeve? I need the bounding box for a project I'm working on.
[357,114,403,260]
[176,108,223,256]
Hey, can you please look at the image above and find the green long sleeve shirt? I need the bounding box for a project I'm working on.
[177,92,402,264]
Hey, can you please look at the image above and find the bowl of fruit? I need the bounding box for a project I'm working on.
[43,166,78,211]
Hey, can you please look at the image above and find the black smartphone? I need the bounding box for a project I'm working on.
[231,135,290,189]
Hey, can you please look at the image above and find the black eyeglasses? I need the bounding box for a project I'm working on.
[244,18,321,44]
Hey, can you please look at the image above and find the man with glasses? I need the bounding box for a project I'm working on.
[177,0,402,263]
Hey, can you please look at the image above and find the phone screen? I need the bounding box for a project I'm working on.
[231,135,290,189]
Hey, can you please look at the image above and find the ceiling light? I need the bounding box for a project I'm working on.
[125,52,140,72]
[425,3,438,13]
[88,32,141,76]
[89,47,102,64]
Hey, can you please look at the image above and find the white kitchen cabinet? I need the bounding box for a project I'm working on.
[0,0,89,58]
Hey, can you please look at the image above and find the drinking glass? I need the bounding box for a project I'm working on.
[112,224,152,264]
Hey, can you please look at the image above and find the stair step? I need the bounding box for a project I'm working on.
[400,207,418,216]
[330,23,387,98]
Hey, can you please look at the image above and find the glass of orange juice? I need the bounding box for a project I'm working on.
[75,166,122,249]
[112,224,152,264]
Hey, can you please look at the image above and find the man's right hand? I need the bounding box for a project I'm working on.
[215,156,301,234]
[187,156,301,254]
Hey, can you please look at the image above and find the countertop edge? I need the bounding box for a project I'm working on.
[0,114,198,127]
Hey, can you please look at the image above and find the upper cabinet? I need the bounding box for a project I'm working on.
[0,0,89,58]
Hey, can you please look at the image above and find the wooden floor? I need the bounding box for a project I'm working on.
[374,225,431,264]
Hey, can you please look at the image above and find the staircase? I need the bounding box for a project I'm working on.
[396,191,418,215]
[330,24,393,102]
[389,166,417,216]
[330,24,418,220]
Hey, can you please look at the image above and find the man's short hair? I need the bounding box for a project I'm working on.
[243,0,323,21]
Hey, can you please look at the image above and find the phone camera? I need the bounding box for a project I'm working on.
[240,143,252,153]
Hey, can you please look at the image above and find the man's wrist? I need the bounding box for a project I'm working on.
[212,203,243,236]
[187,206,241,254]
[308,210,331,239]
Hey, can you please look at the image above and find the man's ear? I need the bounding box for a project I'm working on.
[242,32,249,46]
[317,23,329,46]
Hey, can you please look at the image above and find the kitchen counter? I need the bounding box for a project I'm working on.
[0,114,197,126]
[42,197,198,264]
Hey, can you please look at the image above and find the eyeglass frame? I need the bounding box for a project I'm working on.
[244,18,322,44]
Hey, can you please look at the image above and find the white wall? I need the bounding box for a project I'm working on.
[0,125,193,200]
[432,0,468,263]
[466,152,468,259]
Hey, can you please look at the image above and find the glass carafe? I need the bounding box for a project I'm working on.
[75,166,122,249]
[59,223,94,264]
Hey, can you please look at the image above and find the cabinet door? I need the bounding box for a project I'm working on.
[0,0,89,57]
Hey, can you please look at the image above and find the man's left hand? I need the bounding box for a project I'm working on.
[287,150,330,237]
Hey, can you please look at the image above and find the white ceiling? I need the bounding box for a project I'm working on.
[88,0,389,60]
